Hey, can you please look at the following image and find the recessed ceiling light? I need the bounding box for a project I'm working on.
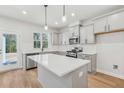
[55,22,58,25]
[22,10,27,15]
[71,13,75,17]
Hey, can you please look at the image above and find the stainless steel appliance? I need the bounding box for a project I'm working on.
[25,53,39,70]
[66,47,96,73]
[26,57,37,70]
[66,47,83,58]
[69,37,79,45]
[66,51,78,58]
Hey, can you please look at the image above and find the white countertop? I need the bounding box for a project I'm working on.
[22,50,42,54]
[78,52,96,55]
[28,54,90,77]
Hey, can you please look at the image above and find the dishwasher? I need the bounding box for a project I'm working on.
[26,53,39,70]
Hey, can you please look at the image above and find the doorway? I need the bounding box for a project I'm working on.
[0,31,20,72]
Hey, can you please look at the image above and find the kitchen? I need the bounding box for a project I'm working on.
[0,5,124,88]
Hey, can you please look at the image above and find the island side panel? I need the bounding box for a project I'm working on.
[37,64,72,88]
[37,63,88,88]
[72,65,88,88]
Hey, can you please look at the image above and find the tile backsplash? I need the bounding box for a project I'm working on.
[58,44,96,53]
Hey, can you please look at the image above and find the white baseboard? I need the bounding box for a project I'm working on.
[97,69,124,80]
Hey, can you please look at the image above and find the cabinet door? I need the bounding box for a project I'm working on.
[94,17,108,34]
[108,11,124,31]
[58,33,62,45]
[61,33,65,45]
[61,31,69,45]
[86,25,95,43]
[80,27,87,44]
[52,32,59,45]
[69,26,79,37]
[80,25,95,44]
[64,31,69,45]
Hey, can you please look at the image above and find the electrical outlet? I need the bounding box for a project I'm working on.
[113,65,118,69]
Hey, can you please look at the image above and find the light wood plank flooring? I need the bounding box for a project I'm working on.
[0,69,124,88]
[0,69,41,88]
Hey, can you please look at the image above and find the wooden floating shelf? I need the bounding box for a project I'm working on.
[95,29,124,35]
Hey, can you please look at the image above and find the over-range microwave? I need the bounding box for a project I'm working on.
[69,37,79,45]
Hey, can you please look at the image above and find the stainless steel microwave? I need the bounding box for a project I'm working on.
[69,38,79,45]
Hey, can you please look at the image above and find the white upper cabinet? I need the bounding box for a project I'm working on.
[108,11,124,31]
[59,29,70,45]
[58,33,63,45]
[86,25,95,43]
[94,11,124,34]
[80,26,87,44]
[94,17,108,34]
[80,25,95,44]
[52,32,59,45]
[69,26,79,37]
[64,31,69,45]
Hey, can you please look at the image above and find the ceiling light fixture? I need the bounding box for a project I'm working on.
[71,13,75,17]
[44,5,48,30]
[22,10,27,15]
[62,5,67,22]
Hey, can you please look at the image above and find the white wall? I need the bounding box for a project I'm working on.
[0,16,58,71]
[96,32,124,79]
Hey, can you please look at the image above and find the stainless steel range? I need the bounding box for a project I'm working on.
[66,47,83,58]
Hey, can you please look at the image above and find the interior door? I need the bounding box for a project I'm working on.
[0,31,20,71]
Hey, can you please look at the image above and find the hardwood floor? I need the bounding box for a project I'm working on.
[0,69,124,88]
[0,69,41,88]
[88,73,124,88]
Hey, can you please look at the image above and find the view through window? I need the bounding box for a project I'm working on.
[2,34,17,65]
[42,32,48,48]
[33,32,48,49]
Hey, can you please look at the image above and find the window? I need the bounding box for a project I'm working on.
[33,32,48,49]
[33,33,41,48]
[42,32,48,48]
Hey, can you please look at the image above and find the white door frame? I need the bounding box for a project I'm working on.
[0,30,21,71]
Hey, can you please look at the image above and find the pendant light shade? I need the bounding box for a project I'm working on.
[44,5,48,30]
[62,5,67,22]
[44,24,48,30]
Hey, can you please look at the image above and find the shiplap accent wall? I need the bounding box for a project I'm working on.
[96,31,124,79]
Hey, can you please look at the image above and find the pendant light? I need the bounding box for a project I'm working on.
[44,5,48,30]
[62,5,67,22]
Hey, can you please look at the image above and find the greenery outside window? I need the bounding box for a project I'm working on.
[42,32,48,48]
[33,33,41,48]
[4,34,17,53]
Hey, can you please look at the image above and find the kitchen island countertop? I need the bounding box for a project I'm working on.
[28,54,90,77]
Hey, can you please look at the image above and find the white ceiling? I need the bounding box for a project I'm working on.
[0,5,124,29]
